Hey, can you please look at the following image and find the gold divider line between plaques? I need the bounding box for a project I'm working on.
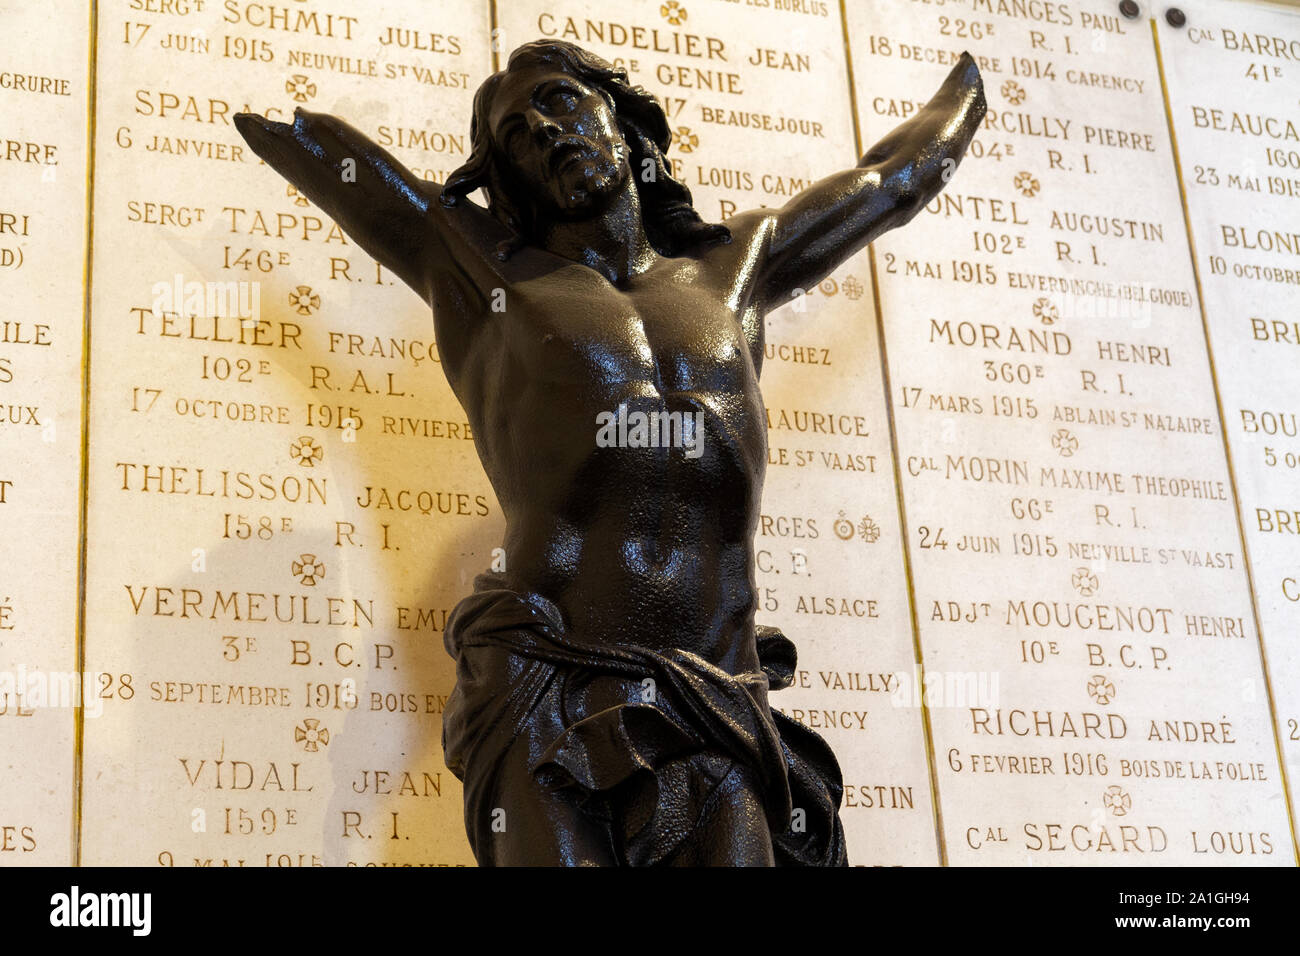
[838,0,949,867]
[73,0,101,869]
[1150,17,1300,865]
[490,0,501,75]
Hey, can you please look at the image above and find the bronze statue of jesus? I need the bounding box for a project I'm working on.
[236,39,985,866]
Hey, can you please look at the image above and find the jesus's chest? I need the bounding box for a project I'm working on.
[506,274,757,399]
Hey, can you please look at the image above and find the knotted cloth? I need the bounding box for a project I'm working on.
[442,573,848,866]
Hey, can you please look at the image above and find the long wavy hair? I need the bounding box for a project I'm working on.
[440,39,730,259]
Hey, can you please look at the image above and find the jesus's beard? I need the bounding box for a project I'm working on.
[545,139,629,218]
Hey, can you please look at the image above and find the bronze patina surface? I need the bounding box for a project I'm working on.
[235,39,985,865]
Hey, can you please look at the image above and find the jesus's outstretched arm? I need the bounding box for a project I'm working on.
[234,108,443,300]
[732,53,986,314]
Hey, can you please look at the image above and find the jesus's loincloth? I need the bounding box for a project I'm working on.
[441,572,848,866]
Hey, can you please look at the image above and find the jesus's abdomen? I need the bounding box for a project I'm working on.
[498,379,768,673]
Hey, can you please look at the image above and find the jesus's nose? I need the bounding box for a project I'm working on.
[526,109,562,144]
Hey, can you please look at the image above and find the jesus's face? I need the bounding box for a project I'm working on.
[487,64,631,219]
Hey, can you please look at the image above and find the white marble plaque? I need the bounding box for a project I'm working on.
[79,0,492,867]
[494,0,940,865]
[1158,0,1300,856]
[846,0,1294,865]
[0,0,90,866]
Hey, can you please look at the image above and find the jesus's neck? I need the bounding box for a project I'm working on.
[539,181,658,285]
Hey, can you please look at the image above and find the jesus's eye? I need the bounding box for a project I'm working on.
[539,88,579,114]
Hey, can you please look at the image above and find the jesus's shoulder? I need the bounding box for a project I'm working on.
[685,208,779,303]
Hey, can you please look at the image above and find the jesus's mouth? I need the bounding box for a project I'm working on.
[548,138,592,173]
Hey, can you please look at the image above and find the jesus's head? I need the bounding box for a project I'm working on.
[441,39,729,258]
